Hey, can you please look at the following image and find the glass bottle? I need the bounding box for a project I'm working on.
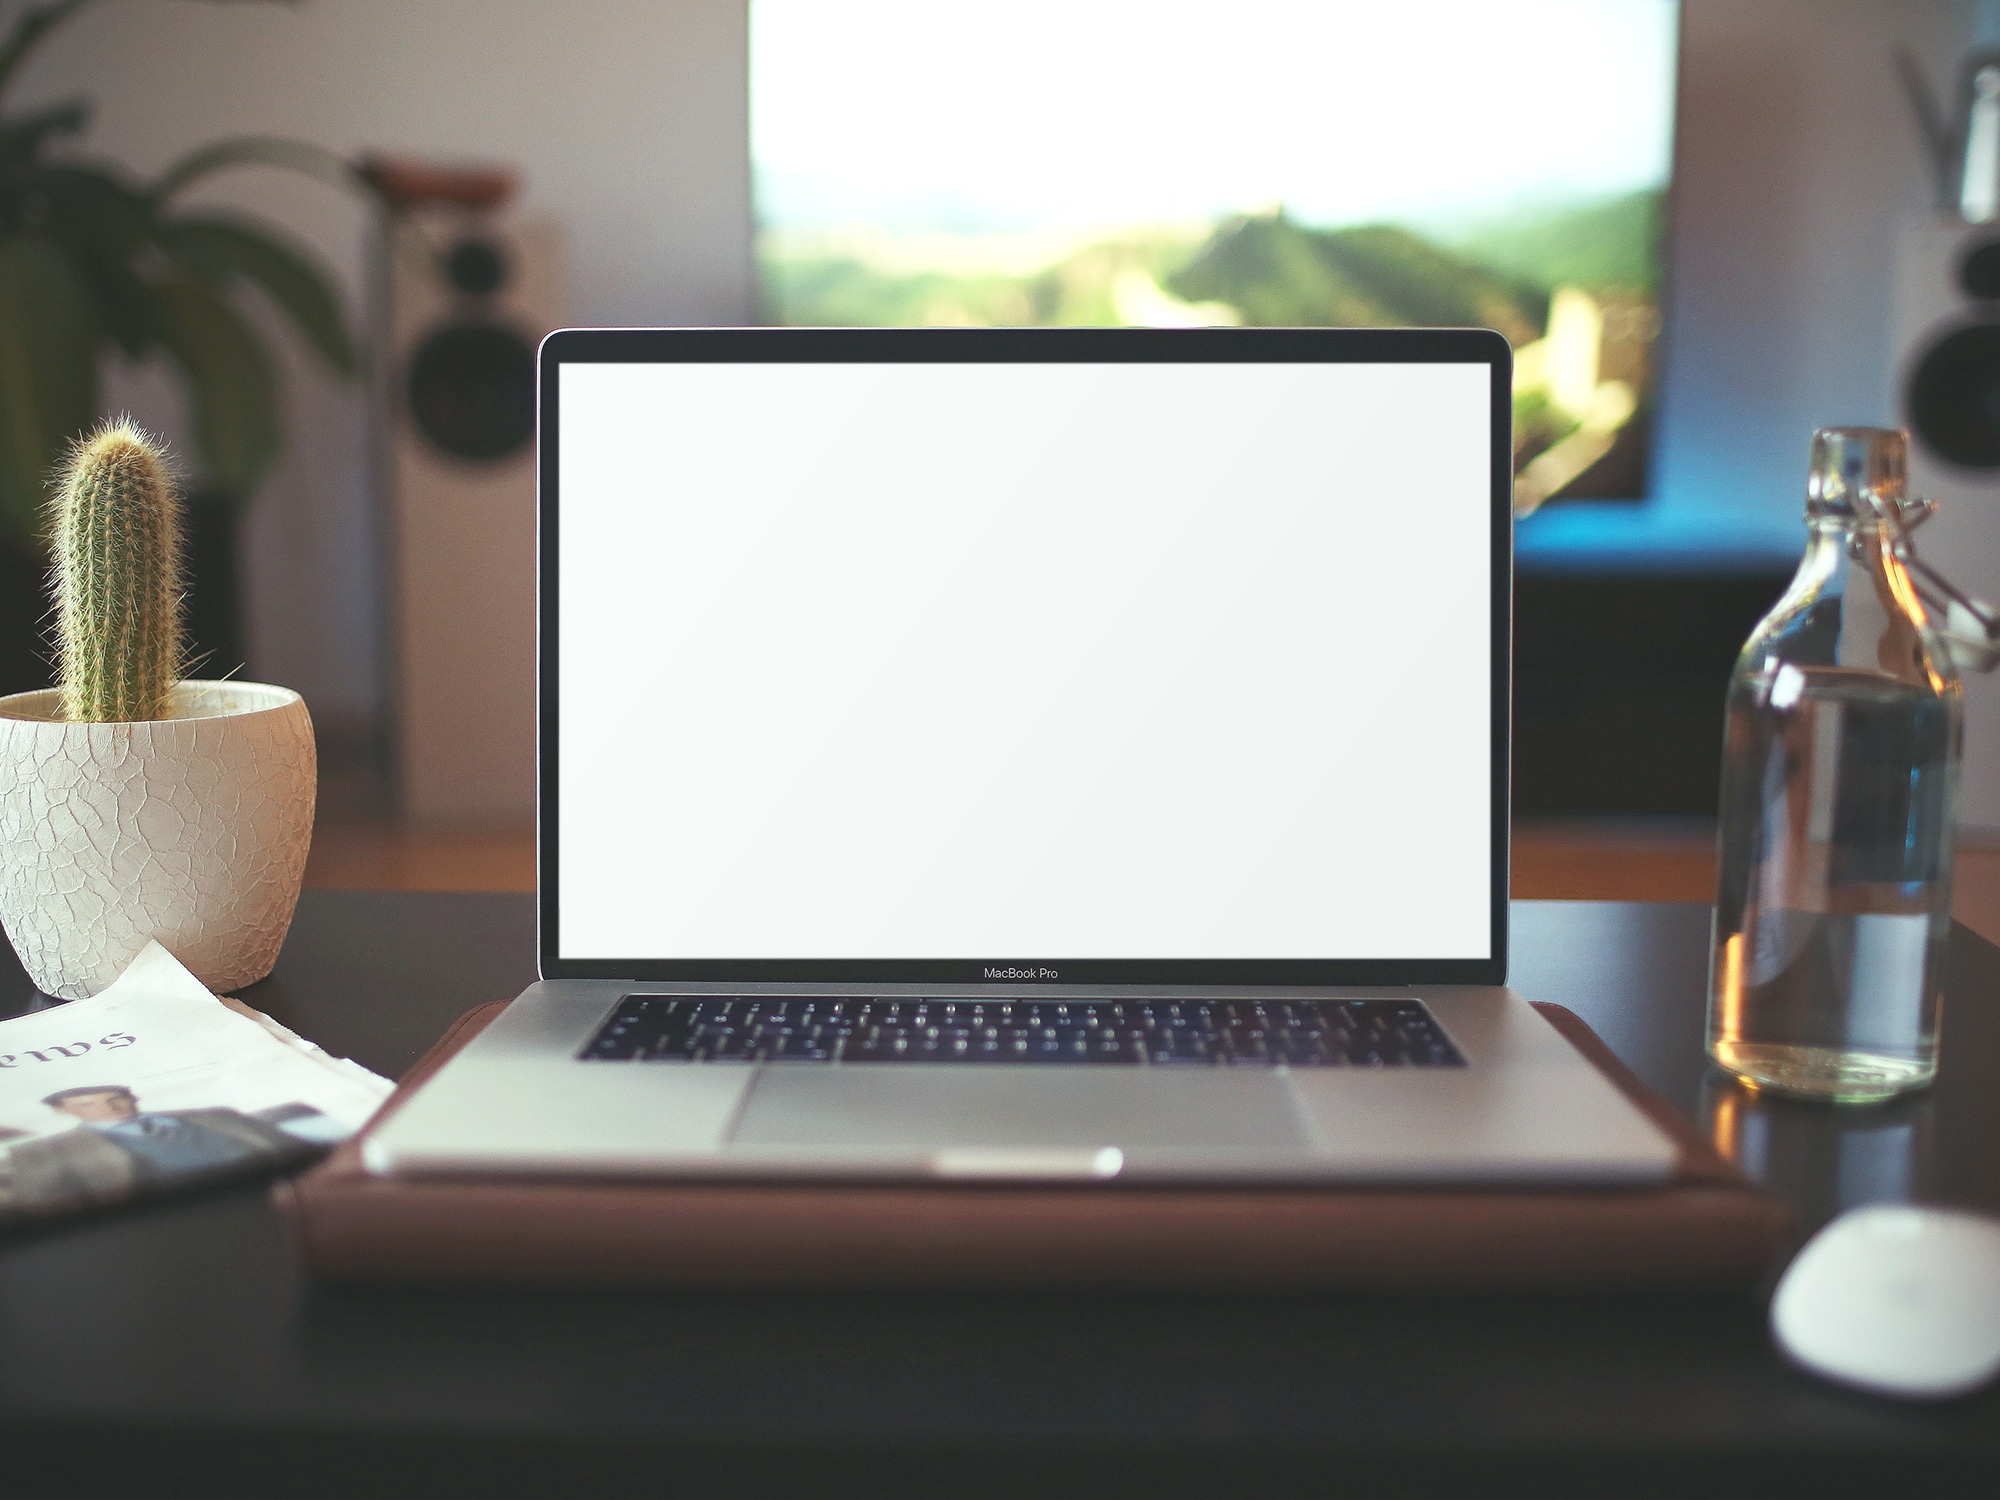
[1707,427,1963,1102]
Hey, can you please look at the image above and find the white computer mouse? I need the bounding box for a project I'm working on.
[1771,1203,2000,1401]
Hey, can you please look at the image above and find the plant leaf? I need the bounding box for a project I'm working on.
[0,1,97,102]
[157,213,356,376]
[0,96,89,165]
[0,233,99,546]
[37,164,162,357]
[149,276,278,499]
[152,133,359,202]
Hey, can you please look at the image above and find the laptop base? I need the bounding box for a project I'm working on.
[366,981,1677,1186]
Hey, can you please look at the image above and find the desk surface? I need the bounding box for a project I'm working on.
[2,895,1997,1498]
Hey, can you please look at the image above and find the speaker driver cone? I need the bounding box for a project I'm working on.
[1907,321,2000,471]
[406,322,536,463]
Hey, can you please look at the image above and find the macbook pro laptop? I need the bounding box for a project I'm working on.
[367,327,1676,1186]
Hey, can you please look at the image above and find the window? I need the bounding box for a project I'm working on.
[751,0,1679,508]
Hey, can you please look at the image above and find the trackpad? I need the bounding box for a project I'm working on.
[730,1068,1307,1152]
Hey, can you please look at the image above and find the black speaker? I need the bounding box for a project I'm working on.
[1892,217,2000,828]
[384,210,562,819]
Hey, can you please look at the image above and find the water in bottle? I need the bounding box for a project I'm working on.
[1708,429,1962,1102]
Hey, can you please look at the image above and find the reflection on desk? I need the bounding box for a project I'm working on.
[1708,1074,1937,1248]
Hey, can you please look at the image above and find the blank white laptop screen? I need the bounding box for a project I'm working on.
[555,358,1492,963]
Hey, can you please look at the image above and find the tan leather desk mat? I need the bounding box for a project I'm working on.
[278,1000,1787,1289]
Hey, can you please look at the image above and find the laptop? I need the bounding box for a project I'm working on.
[366,326,1676,1186]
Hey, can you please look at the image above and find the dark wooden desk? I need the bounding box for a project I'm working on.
[2,895,1996,1498]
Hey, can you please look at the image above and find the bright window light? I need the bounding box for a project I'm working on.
[751,0,1679,508]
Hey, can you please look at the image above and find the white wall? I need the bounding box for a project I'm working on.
[22,0,753,724]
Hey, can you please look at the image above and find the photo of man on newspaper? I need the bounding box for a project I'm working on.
[0,1085,329,1216]
[0,942,392,1229]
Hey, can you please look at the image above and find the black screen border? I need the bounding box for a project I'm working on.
[538,326,1512,987]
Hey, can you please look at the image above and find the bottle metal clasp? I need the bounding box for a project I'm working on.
[1868,491,2000,673]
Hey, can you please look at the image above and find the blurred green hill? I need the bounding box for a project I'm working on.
[1449,189,1661,296]
[761,257,1031,326]
[1165,214,1544,342]
[758,189,1664,338]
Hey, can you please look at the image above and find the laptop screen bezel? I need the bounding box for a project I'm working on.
[537,326,1512,987]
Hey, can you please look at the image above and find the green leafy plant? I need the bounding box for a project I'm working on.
[0,0,359,550]
[51,418,180,721]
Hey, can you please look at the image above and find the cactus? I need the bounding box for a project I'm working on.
[50,420,184,723]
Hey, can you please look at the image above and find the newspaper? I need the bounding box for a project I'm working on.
[0,942,393,1224]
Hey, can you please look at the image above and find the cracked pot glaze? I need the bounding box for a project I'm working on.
[0,681,315,999]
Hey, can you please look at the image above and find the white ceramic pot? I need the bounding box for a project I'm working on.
[0,681,315,999]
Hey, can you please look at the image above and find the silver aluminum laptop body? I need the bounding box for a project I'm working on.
[367,328,1676,1188]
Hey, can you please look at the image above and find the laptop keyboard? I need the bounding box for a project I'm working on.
[579,996,1465,1068]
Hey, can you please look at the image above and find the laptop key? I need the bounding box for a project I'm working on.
[766,1033,834,1061]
